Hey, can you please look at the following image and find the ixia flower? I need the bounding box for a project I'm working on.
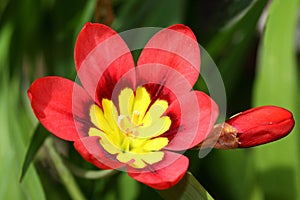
[213,106,294,149]
[28,22,219,190]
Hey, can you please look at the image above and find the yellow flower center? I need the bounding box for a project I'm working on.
[89,86,171,169]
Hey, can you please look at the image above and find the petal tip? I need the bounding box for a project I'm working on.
[167,24,197,40]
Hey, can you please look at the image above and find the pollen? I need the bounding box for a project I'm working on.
[89,86,171,169]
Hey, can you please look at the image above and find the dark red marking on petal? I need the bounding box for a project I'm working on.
[143,83,177,106]
[75,22,135,104]
[94,57,136,104]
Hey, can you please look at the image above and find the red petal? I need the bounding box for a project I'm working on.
[226,106,295,147]
[74,136,125,170]
[164,91,219,150]
[75,22,119,70]
[127,152,188,190]
[75,22,135,103]
[137,24,200,87]
[28,76,93,141]
[135,64,205,149]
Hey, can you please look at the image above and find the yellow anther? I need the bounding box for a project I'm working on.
[132,110,140,125]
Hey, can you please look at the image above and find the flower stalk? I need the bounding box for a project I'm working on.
[45,138,86,200]
[64,159,118,179]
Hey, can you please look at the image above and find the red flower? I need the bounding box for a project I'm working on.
[28,23,219,190]
[213,106,294,149]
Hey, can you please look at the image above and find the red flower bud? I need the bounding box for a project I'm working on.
[225,105,294,148]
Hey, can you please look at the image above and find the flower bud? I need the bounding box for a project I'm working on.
[224,105,294,148]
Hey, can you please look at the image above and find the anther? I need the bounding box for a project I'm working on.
[132,110,140,125]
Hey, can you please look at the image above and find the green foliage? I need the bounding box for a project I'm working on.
[159,172,214,200]
[20,124,48,182]
[112,0,186,31]
[1,0,300,199]
[0,23,45,200]
[252,0,300,199]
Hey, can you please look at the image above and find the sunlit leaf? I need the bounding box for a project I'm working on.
[192,1,267,199]
[252,0,300,199]
[0,23,45,200]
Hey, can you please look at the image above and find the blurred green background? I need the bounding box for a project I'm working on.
[0,0,299,199]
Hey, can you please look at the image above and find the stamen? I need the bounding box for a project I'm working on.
[118,115,127,133]
[118,113,140,137]
[93,86,171,169]
[132,110,140,125]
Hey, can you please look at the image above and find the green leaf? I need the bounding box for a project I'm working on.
[0,23,45,199]
[192,2,267,198]
[205,0,268,98]
[112,0,186,31]
[252,0,300,199]
[73,0,97,39]
[159,172,214,200]
[20,123,48,182]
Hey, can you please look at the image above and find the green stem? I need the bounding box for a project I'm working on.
[45,138,86,200]
[64,159,118,179]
